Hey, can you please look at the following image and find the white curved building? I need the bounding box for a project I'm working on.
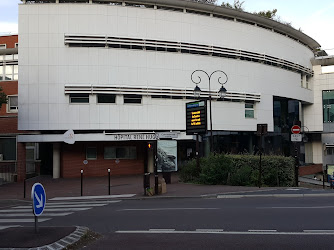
[17,0,322,178]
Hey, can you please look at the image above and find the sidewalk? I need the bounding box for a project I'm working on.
[0,173,283,202]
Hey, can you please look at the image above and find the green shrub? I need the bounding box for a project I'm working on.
[179,153,295,187]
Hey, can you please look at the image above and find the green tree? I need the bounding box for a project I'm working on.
[0,86,7,109]
[192,0,217,5]
[221,0,244,10]
[255,9,277,19]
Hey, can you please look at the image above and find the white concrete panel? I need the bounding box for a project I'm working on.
[38,15,49,34]
[38,103,49,122]
[38,85,49,104]
[28,48,39,65]
[38,66,49,84]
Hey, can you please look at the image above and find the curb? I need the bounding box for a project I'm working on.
[217,193,334,199]
[0,226,89,250]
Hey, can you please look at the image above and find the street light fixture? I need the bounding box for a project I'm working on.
[191,70,228,152]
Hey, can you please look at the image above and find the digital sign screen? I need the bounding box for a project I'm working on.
[186,100,207,135]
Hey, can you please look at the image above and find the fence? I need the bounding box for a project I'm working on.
[0,163,17,184]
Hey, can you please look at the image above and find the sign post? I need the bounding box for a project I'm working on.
[291,124,301,186]
[186,100,207,173]
[31,183,46,233]
[256,124,268,188]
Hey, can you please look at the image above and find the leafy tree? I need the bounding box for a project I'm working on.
[0,86,7,109]
[192,0,217,5]
[221,0,244,10]
[255,9,277,19]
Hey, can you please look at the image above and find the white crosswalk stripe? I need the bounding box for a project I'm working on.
[0,198,122,230]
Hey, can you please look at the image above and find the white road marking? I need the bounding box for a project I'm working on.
[14,203,108,209]
[50,194,135,201]
[0,212,73,217]
[248,230,277,232]
[116,230,334,235]
[118,208,220,211]
[0,207,92,212]
[149,229,175,231]
[0,225,21,230]
[0,218,51,223]
[258,206,334,209]
[196,229,224,232]
[303,230,334,233]
[45,200,121,206]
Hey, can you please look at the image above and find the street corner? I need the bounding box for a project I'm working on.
[0,226,91,249]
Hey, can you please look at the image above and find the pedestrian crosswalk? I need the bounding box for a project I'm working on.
[0,197,123,230]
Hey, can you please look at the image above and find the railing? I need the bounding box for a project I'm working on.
[0,163,16,184]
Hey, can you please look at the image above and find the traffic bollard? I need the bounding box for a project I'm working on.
[81,169,83,196]
[108,169,111,195]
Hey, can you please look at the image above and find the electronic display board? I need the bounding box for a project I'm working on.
[186,100,207,135]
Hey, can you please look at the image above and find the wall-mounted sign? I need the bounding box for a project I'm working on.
[186,100,207,135]
[109,133,159,141]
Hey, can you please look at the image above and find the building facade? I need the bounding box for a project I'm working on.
[0,35,35,182]
[17,0,328,179]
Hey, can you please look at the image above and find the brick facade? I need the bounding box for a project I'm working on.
[0,35,18,49]
[61,142,146,178]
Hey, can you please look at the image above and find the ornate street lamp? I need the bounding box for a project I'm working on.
[191,70,228,152]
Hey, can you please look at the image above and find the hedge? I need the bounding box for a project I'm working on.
[179,154,295,187]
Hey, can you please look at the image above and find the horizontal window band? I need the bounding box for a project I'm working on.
[64,34,313,76]
[64,85,261,102]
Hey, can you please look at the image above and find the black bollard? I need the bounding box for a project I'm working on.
[81,169,83,196]
[24,178,26,198]
[108,169,111,195]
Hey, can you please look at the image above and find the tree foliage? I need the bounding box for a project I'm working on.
[192,0,217,5]
[221,0,244,10]
[0,86,7,109]
[254,9,277,19]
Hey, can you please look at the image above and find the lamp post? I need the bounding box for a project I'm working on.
[191,70,228,152]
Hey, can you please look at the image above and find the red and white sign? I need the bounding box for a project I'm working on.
[291,125,301,134]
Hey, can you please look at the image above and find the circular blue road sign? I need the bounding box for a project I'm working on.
[31,183,46,216]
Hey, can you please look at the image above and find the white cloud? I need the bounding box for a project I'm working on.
[0,22,18,35]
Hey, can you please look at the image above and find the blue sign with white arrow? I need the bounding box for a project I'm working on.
[31,183,46,216]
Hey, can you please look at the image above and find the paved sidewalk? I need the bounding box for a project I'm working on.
[0,173,283,202]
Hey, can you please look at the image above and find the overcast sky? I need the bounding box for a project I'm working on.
[0,0,333,55]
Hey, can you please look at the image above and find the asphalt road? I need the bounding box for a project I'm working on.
[35,196,334,249]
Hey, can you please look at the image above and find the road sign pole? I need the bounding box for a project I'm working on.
[35,215,38,233]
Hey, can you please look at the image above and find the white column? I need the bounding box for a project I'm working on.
[53,143,60,179]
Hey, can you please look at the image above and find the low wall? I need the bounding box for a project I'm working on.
[299,164,323,176]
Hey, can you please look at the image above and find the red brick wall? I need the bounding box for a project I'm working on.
[0,117,18,133]
[61,141,145,178]
[299,164,323,176]
[0,35,18,49]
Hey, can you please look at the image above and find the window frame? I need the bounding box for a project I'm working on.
[7,95,18,113]
[124,94,142,104]
[0,137,17,161]
[104,146,137,160]
[0,44,6,49]
[245,102,255,118]
[86,147,97,160]
[69,93,90,104]
[97,94,116,104]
